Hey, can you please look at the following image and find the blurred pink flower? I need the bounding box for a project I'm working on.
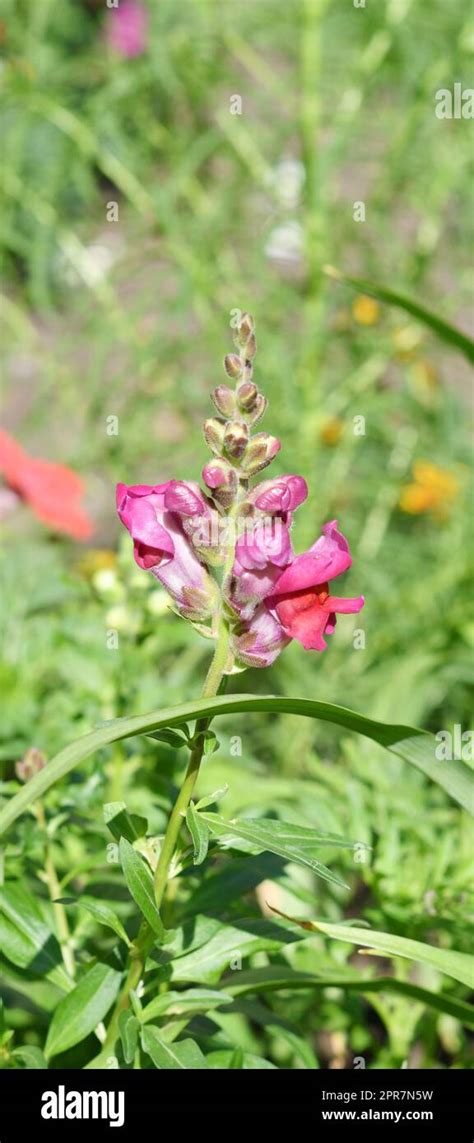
[106,1,149,59]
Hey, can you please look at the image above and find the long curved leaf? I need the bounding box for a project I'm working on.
[223,967,474,1029]
[324,264,474,364]
[270,915,472,990]
[200,812,361,888]
[0,695,471,836]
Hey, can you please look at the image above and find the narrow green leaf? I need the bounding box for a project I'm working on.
[154,916,302,985]
[11,1046,48,1069]
[200,813,360,889]
[119,838,164,938]
[195,784,229,810]
[118,1009,140,1064]
[224,967,474,1028]
[186,804,210,866]
[1,695,471,835]
[229,1045,244,1068]
[146,729,188,749]
[103,802,148,844]
[203,731,220,755]
[206,1048,277,1069]
[324,264,474,364]
[312,920,473,989]
[141,988,233,1024]
[60,896,131,947]
[141,1025,208,1069]
[45,962,122,1058]
[0,884,71,991]
[266,1023,318,1069]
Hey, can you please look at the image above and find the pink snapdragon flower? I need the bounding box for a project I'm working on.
[228,474,307,619]
[106,1,149,60]
[267,520,365,652]
[116,482,218,619]
[230,520,364,662]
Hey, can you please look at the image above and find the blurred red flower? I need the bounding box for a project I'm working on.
[0,428,94,540]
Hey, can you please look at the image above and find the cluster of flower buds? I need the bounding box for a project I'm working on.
[202,313,280,502]
[117,314,364,668]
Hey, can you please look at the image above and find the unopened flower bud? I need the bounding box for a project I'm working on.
[203,417,226,455]
[242,432,281,474]
[244,334,257,360]
[212,385,236,417]
[16,747,46,783]
[202,458,236,490]
[246,393,267,426]
[237,381,258,411]
[202,458,238,507]
[224,420,249,459]
[180,583,219,621]
[236,312,255,345]
[224,353,243,380]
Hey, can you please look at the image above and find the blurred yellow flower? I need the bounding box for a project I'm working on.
[392,324,423,360]
[352,295,380,326]
[320,417,344,446]
[399,460,459,517]
[409,359,439,407]
[410,360,438,390]
[77,549,117,578]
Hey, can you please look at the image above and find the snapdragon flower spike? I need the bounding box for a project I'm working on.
[116,483,218,620]
[117,313,364,668]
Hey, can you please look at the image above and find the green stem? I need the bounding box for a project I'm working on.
[102,923,152,1056]
[153,618,230,910]
[103,481,244,1057]
[36,802,76,979]
[152,493,242,911]
[102,620,231,1058]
